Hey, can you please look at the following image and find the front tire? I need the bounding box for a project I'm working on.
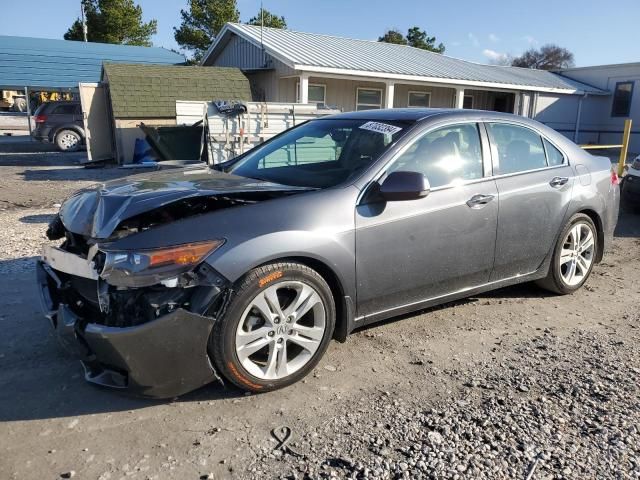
[209,262,336,393]
[537,213,598,294]
[55,129,81,152]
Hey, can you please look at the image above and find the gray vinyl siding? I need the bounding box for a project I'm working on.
[209,33,297,103]
[393,84,455,108]
[209,34,266,70]
[313,77,386,111]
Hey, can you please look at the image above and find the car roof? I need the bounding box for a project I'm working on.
[326,108,451,122]
[324,108,532,124]
[44,101,80,106]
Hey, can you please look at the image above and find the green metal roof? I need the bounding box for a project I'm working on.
[0,35,184,90]
[103,63,251,118]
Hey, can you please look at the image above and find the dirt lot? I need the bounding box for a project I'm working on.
[1,145,639,479]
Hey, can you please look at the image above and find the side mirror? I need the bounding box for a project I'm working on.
[379,171,430,201]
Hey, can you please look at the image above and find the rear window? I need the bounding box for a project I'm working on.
[33,103,48,116]
[51,104,78,115]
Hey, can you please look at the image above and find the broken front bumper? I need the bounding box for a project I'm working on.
[36,260,219,398]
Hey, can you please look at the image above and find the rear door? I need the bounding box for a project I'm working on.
[355,122,499,318]
[487,122,574,280]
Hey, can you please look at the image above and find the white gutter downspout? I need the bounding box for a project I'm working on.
[574,93,588,143]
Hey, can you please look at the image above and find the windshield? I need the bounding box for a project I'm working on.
[228,118,413,188]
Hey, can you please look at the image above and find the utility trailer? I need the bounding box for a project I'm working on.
[176,101,341,165]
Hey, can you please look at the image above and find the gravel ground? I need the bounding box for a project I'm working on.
[1,148,639,480]
[249,327,640,479]
[0,139,132,210]
[0,207,57,275]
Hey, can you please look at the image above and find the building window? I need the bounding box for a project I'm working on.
[611,81,634,117]
[463,95,474,109]
[356,88,383,111]
[407,91,431,108]
[296,83,326,105]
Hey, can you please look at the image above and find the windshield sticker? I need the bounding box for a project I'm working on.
[359,121,402,136]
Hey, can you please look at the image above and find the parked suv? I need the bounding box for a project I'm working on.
[621,154,640,212]
[32,101,85,152]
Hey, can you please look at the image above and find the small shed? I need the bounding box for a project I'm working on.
[99,63,252,163]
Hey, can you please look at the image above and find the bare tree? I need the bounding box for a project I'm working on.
[511,44,575,70]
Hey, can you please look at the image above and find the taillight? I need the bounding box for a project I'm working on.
[611,169,619,185]
[34,114,47,124]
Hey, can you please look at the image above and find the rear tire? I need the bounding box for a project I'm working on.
[55,129,81,152]
[209,262,335,393]
[536,213,598,294]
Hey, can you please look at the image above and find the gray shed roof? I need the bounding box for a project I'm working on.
[204,24,605,95]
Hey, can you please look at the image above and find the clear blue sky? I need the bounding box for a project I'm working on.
[3,0,638,66]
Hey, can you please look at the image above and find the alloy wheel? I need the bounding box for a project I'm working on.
[559,222,595,286]
[59,132,79,150]
[234,281,327,380]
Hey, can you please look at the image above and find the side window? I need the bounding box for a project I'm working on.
[388,123,484,188]
[487,123,546,175]
[543,138,565,166]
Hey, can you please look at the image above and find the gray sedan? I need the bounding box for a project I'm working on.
[37,109,619,397]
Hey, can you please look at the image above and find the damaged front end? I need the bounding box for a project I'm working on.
[37,228,231,398]
[37,169,308,397]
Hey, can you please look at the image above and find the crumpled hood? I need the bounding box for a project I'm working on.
[59,167,309,239]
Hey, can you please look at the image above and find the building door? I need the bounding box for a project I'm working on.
[79,82,114,162]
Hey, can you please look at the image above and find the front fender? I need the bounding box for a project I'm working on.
[205,229,356,300]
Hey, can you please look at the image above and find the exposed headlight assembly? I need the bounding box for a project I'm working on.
[100,240,224,287]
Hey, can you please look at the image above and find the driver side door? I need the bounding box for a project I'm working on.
[355,122,499,320]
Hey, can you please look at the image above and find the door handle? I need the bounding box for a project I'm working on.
[466,194,495,208]
[549,176,569,188]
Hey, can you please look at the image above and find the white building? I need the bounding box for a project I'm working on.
[202,24,637,152]
[553,63,640,152]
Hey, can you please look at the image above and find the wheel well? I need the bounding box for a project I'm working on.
[274,256,350,342]
[576,209,605,263]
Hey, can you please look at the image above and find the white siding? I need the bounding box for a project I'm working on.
[559,64,640,151]
[533,93,580,140]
